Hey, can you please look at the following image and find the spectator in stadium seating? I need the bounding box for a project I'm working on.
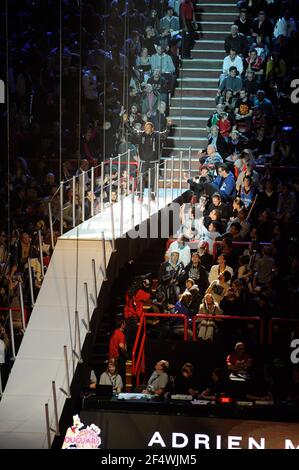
[204,144,223,166]
[217,112,234,141]
[218,66,243,97]
[214,164,237,202]
[243,70,259,98]
[141,83,160,116]
[148,69,168,105]
[173,363,199,397]
[251,11,274,49]
[142,359,169,396]
[198,241,214,272]
[160,6,180,37]
[197,293,223,341]
[254,245,276,287]
[224,26,249,57]
[240,175,256,208]
[158,251,185,306]
[207,125,229,159]
[167,235,191,267]
[246,49,264,82]
[208,253,234,284]
[206,104,225,130]
[257,180,278,213]
[142,25,159,56]
[226,341,253,376]
[183,252,209,302]
[234,9,252,39]
[205,192,230,224]
[234,88,253,130]
[228,207,251,240]
[206,271,232,304]
[215,88,236,115]
[253,90,274,119]
[221,48,244,80]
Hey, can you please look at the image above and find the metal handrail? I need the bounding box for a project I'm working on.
[192,314,264,344]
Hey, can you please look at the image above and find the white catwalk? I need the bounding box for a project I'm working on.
[0,188,185,449]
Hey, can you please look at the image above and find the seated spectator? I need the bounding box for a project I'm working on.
[135,48,152,83]
[142,25,159,56]
[204,208,226,234]
[227,207,251,240]
[141,83,160,117]
[208,254,234,284]
[224,26,249,57]
[159,6,180,37]
[221,49,244,81]
[234,9,252,39]
[207,125,229,159]
[251,35,267,60]
[257,180,278,213]
[200,221,222,253]
[220,221,243,242]
[150,45,176,92]
[254,245,276,287]
[217,112,233,141]
[184,252,209,302]
[226,341,253,378]
[243,70,259,98]
[218,66,243,97]
[253,90,274,119]
[148,69,168,104]
[206,104,225,130]
[205,192,230,223]
[206,271,232,304]
[214,164,237,202]
[199,368,228,400]
[215,88,236,114]
[96,359,124,394]
[158,251,185,305]
[204,144,223,166]
[251,11,274,50]
[173,363,199,397]
[240,175,256,208]
[142,359,169,396]
[197,293,223,341]
[198,241,214,272]
[167,235,191,267]
[173,291,192,315]
[246,49,264,82]
[152,100,168,131]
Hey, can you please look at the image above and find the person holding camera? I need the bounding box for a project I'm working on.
[124,277,151,354]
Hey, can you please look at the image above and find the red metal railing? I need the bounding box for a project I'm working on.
[192,314,264,344]
[132,312,189,386]
[268,317,299,345]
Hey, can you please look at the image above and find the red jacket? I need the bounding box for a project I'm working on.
[124,289,151,319]
[109,329,126,359]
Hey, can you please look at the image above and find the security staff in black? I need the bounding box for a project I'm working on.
[126,120,170,193]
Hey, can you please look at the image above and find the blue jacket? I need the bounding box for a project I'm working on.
[214,172,236,200]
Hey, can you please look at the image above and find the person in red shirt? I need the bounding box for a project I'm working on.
[226,341,253,376]
[109,319,127,387]
[180,0,198,59]
[217,112,232,141]
[124,278,151,354]
[109,319,126,360]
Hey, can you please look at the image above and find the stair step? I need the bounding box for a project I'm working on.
[196,3,238,12]
[171,127,207,138]
[201,30,232,40]
[200,13,237,22]
[200,21,232,31]
[174,88,216,97]
[170,107,215,117]
[170,97,215,108]
[178,70,220,80]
